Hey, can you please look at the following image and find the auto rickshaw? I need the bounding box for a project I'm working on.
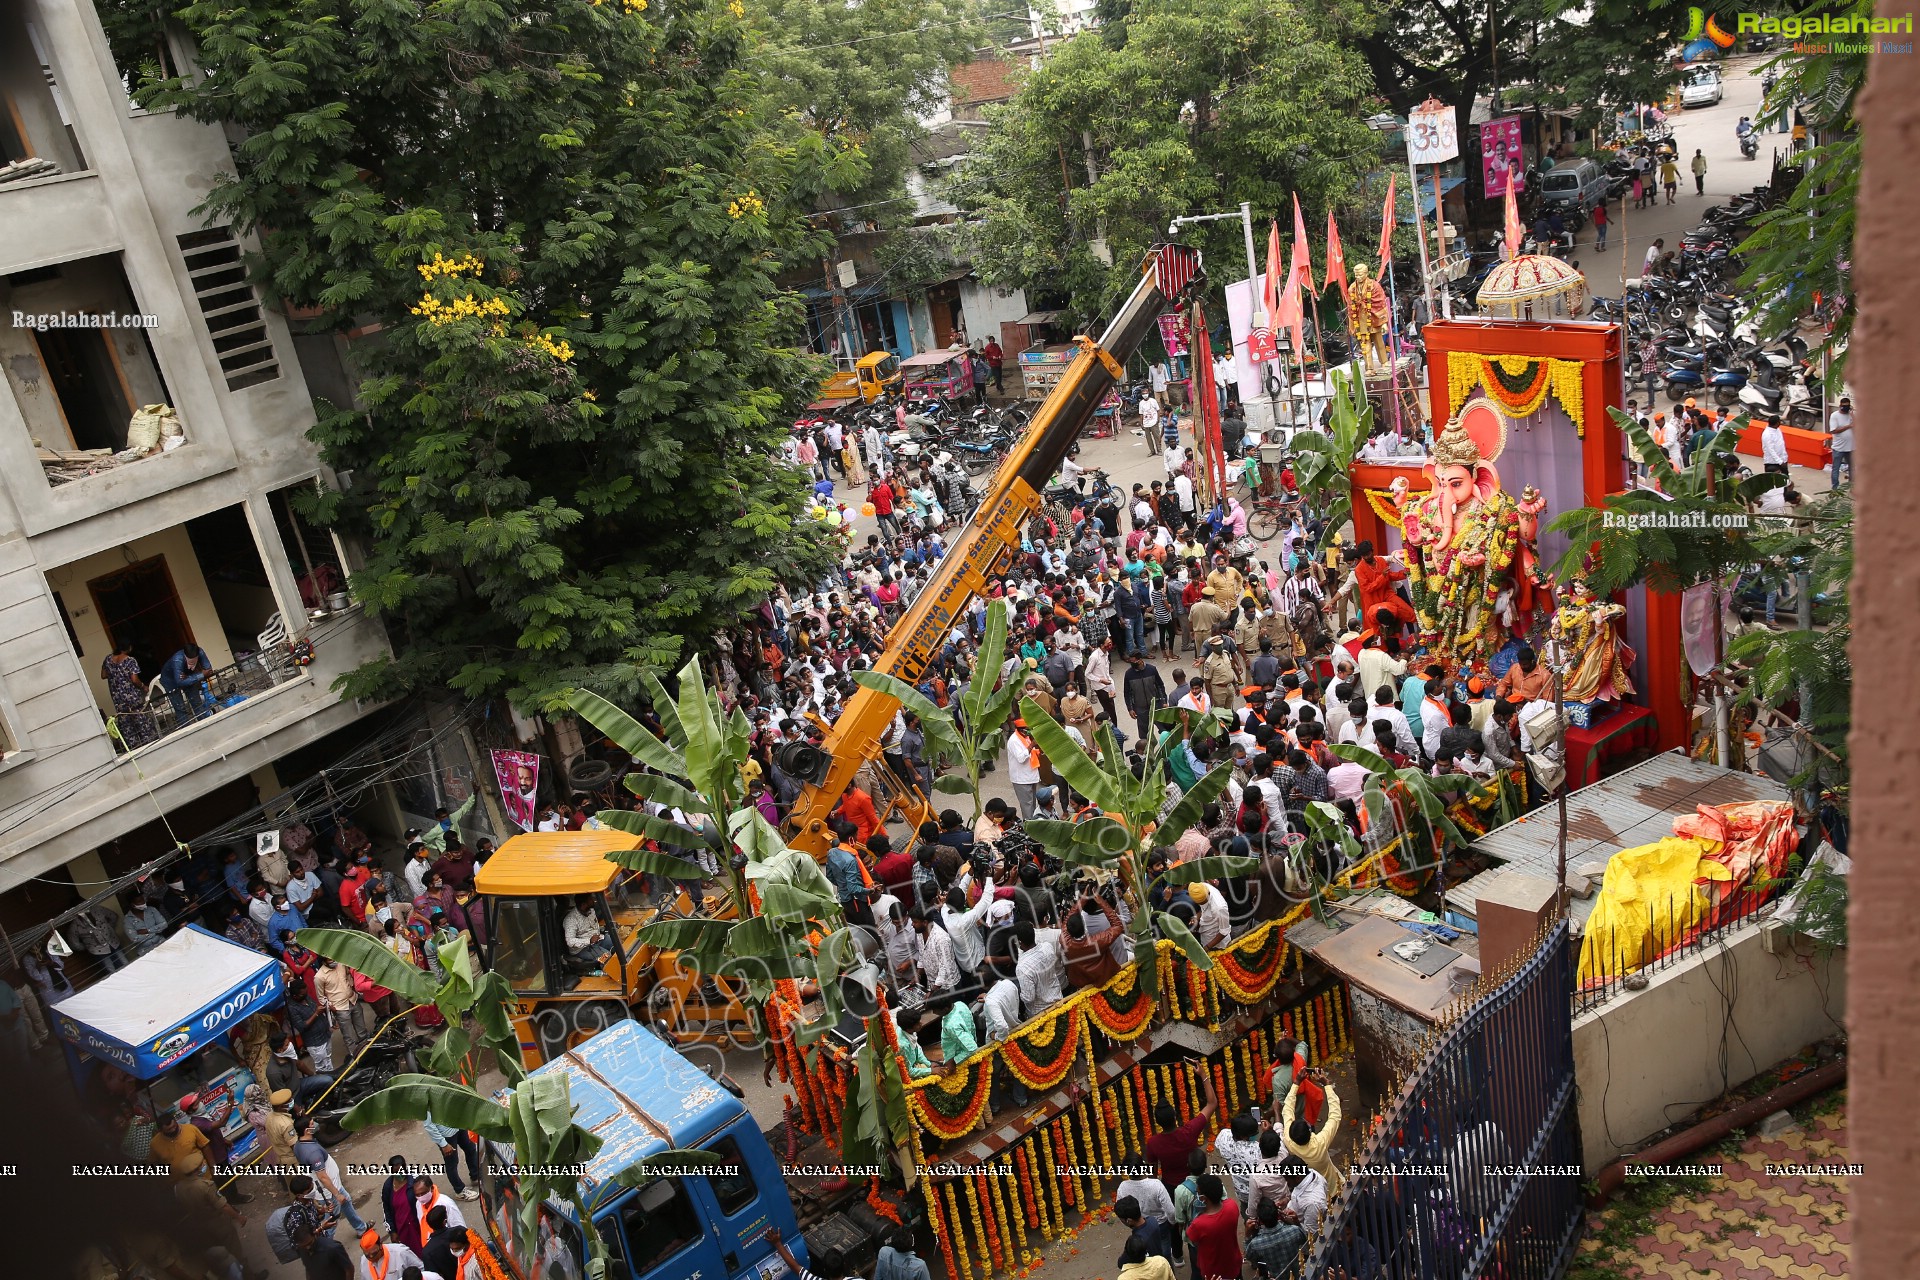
[899,349,976,400]
[473,830,751,1067]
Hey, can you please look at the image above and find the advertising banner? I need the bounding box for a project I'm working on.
[492,748,542,831]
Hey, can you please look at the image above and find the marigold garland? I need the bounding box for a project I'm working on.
[1013,1144,1041,1239]
[910,1055,995,1140]
[939,1182,968,1280]
[1041,1126,1064,1226]
[977,1172,1003,1273]
[1210,920,1290,1003]
[867,1178,903,1226]
[1443,352,1588,435]
[994,1155,1025,1256]
[964,1174,990,1272]
[1086,964,1154,1040]
[1001,1003,1084,1091]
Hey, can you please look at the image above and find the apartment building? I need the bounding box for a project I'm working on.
[0,0,389,921]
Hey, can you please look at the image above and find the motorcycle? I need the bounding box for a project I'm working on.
[313,1031,432,1145]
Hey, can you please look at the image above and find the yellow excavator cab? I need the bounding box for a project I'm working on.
[474,831,748,1066]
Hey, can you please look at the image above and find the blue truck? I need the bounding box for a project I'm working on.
[481,1019,809,1280]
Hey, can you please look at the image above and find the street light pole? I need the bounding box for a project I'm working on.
[1170,203,1294,442]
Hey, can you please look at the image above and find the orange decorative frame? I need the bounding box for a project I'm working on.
[1347,318,1685,752]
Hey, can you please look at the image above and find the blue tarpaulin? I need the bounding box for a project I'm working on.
[51,925,284,1078]
[1404,175,1468,221]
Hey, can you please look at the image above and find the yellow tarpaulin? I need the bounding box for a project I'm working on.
[1575,837,1727,986]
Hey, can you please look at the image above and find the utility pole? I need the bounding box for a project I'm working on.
[1548,636,1571,919]
[1170,202,1292,438]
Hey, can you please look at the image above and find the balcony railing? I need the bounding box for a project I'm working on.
[109,648,306,753]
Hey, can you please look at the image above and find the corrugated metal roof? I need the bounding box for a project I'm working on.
[1449,751,1790,935]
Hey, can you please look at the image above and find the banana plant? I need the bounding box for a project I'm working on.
[335,1067,719,1280]
[567,665,863,1037]
[1288,364,1372,546]
[1327,743,1478,890]
[294,926,525,1085]
[853,597,1019,824]
[1013,697,1255,1018]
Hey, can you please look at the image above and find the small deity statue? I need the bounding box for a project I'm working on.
[1388,397,1550,668]
[1550,578,1636,703]
[1348,262,1392,374]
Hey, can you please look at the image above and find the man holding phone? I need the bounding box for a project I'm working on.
[1145,1064,1220,1193]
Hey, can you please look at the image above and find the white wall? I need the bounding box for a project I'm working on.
[1572,918,1847,1173]
[958,277,1029,350]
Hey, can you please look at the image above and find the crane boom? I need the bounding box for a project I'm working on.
[786,245,1203,853]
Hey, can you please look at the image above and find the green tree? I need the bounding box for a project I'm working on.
[1526,0,1685,134]
[952,0,1386,324]
[129,0,842,710]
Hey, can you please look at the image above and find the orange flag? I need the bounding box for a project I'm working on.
[1503,179,1524,260]
[1325,210,1350,310]
[1290,192,1315,286]
[1263,220,1283,324]
[1378,174,1397,268]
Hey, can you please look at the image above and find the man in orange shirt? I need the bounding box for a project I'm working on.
[1494,646,1553,705]
[836,783,882,847]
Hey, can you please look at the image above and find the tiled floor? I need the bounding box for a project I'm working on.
[1577,1091,1850,1279]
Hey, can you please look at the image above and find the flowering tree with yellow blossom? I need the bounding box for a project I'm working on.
[128,0,848,709]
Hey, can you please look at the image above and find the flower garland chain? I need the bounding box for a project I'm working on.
[1445,351,1589,436]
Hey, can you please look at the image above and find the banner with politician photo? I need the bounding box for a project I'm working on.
[492,748,541,831]
[1481,116,1525,197]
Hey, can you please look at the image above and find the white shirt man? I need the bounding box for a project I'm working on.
[1006,730,1042,787]
[1643,243,1663,276]
[359,1241,423,1280]
[1373,703,1418,758]
[1761,421,1789,467]
[1015,928,1066,1008]
[1116,1171,1177,1225]
[1356,647,1407,704]
[1213,352,1237,394]
[1286,1167,1328,1237]
[983,975,1022,1041]
[941,878,998,974]
[1149,363,1170,397]
[1138,396,1161,433]
[1177,687,1212,714]
[918,920,960,993]
[562,904,604,954]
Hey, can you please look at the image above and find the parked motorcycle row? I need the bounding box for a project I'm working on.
[1588,182,1828,425]
[796,393,1034,476]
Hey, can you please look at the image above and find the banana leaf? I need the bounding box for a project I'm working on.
[1025,815,1132,860]
[1017,697,1121,811]
[1160,854,1261,885]
[568,688,686,779]
[593,807,710,855]
[340,1074,514,1138]
[631,917,730,951]
[852,670,962,757]
[1155,910,1214,971]
[295,927,437,1006]
[931,774,975,795]
[638,670,685,747]
[623,772,709,818]
[963,600,1011,728]
[1154,761,1236,849]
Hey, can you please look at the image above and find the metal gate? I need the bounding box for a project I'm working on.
[1302,920,1582,1280]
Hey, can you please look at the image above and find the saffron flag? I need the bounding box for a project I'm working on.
[1325,210,1350,311]
[1247,220,1281,363]
[1290,192,1315,287]
[1503,178,1523,261]
[1378,174,1396,269]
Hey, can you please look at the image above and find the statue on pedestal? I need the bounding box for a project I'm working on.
[1388,397,1550,669]
[1550,578,1636,703]
[1348,262,1392,374]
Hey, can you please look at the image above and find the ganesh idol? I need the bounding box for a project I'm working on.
[1387,397,1550,669]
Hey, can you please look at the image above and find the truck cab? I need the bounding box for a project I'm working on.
[483,1019,805,1280]
[474,831,749,1067]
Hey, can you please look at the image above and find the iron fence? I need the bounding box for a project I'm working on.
[1302,919,1582,1280]
[1573,885,1779,1016]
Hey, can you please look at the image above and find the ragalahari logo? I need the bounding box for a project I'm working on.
[1682,7,1738,62]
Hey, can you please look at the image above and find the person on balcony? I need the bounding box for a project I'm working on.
[100,643,156,749]
[158,644,215,724]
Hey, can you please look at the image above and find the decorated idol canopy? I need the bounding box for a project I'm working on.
[1476,254,1588,321]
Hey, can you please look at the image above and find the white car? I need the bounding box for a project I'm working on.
[1681,67,1723,107]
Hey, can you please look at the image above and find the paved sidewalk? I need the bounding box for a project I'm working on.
[1575,1090,1850,1279]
